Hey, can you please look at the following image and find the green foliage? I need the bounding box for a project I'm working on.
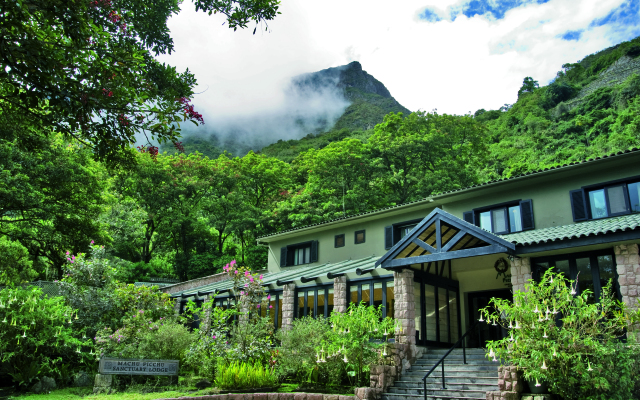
[518,77,539,97]
[214,361,278,390]
[0,110,108,280]
[0,236,37,285]
[0,287,94,387]
[275,317,345,386]
[95,313,195,363]
[0,0,280,165]
[318,303,397,387]
[57,244,175,337]
[482,269,639,400]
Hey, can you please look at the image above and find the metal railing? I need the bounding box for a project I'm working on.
[421,320,481,400]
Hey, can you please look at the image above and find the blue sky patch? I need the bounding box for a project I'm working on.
[590,0,639,28]
[419,8,442,22]
[559,30,583,41]
[458,0,549,20]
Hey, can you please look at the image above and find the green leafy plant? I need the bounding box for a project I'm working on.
[275,316,344,386]
[0,286,94,388]
[214,361,277,390]
[318,303,396,387]
[482,269,640,400]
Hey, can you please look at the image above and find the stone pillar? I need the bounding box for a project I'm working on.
[201,294,212,332]
[615,244,640,310]
[510,257,531,293]
[333,275,348,313]
[281,283,296,331]
[173,297,181,315]
[393,269,415,345]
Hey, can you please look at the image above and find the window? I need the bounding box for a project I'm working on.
[295,285,334,318]
[258,291,283,330]
[463,200,533,234]
[385,219,423,249]
[355,230,366,244]
[532,250,619,303]
[335,234,345,248]
[280,241,318,267]
[570,177,640,221]
[348,278,394,318]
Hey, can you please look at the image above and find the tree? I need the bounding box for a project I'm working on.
[0,236,37,285]
[0,109,108,279]
[368,111,487,204]
[518,77,539,97]
[0,0,280,166]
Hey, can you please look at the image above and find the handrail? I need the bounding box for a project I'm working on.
[421,320,481,400]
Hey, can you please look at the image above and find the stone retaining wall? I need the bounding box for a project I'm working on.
[155,393,355,400]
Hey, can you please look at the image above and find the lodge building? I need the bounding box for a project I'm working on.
[161,148,640,352]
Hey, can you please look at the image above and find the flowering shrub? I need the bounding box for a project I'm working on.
[275,316,344,386]
[0,286,94,387]
[58,244,175,336]
[95,310,194,363]
[482,269,640,400]
[184,260,274,381]
[318,303,397,387]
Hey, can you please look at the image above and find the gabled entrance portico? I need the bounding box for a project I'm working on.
[375,208,516,347]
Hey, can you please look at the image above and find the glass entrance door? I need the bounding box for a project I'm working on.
[414,275,461,347]
[466,289,512,348]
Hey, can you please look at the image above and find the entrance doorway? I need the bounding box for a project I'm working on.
[466,289,512,348]
[414,272,461,347]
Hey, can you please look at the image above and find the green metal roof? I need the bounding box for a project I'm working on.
[173,256,381,296]
[500,213,640,246]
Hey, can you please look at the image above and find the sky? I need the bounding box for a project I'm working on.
[155,0,640,145]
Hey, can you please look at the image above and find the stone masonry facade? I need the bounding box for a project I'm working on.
[333,275,348,313]
[510,257,531,293]
[615,244,640,311]
[281,283,296,331]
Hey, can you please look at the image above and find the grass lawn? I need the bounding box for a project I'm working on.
[3,383,355,399]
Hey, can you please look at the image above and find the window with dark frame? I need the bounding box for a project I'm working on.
[355,230,366,244]
[280,241,319,267]
[295,285,334,318]
[385,218,423,249]
[258,291,284,330]
[462,200,534,234]
[335,234,345,248]
[571,178,640,221]
[348,277,394,319]
[531,250,620,303]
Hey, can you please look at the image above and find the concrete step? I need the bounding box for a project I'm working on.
[389,387,490,397]
[420,354,488,361]
[394,381,497,389]
[382,393,486,400]
[405,370,498,378]
[413,361,496,367]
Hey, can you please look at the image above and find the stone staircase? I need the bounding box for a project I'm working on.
[381,348,498,400]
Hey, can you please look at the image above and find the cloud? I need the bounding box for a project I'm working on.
[155,0,640,146]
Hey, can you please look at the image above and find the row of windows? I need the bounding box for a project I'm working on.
[334,230,366,248]
[462,200,534,235]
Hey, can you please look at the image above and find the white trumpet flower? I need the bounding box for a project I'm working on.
[541,360,548,370]
[587,361,593,372]
[535,379,541,387]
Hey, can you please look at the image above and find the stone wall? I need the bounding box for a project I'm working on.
[333,276,348,313]
[281,283,296,330]
[615,244,640,310]
[510,257,531,293]
[393,269,416,346]
[154,393,356,400]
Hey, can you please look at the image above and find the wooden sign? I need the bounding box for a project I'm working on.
[99,358,179,376]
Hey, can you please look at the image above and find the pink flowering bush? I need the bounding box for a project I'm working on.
[184,260,274,379]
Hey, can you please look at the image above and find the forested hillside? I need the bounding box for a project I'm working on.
[3,37,640,287]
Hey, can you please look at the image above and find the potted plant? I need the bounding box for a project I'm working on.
[480,269,640,400]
